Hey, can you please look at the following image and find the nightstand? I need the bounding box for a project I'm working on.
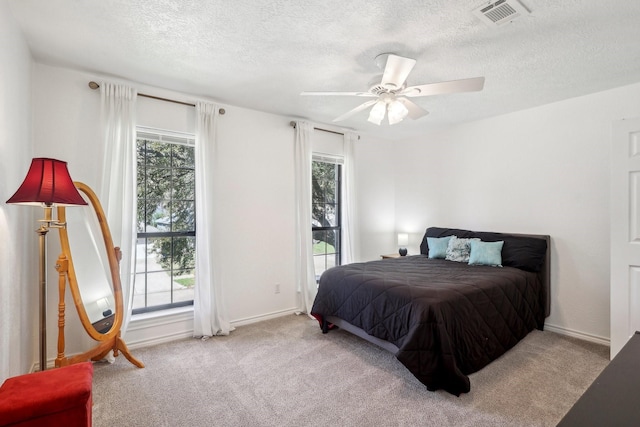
[381,254,402,259]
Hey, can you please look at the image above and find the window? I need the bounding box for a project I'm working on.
[312,156,342,280]
[134,129,196,314]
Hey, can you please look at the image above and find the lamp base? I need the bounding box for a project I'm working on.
[399,248,408,256]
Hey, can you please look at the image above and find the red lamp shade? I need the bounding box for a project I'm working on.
[6,158,87,206]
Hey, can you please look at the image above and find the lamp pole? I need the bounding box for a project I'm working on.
[37,225,48,371]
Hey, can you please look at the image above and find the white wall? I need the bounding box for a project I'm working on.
[0,3,36,381]
[393,82,640,342]
[214,106,297,322]
[354,137,397,261]
[30,63,323,355]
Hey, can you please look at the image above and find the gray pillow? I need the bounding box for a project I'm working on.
[445,236,479,263]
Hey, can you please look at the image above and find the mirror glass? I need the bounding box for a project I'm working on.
[64,200,116,334]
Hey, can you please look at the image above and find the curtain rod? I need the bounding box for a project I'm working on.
[88,81,226,114]
[289,121,360,140]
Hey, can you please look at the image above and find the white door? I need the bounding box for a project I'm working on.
[611,117,640,358]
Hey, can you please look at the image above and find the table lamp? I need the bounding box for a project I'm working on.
[398,233,409,256]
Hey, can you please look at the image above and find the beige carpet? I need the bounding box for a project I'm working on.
[92,315,608,426]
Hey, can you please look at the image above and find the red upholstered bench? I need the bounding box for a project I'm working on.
[0,362,93,427]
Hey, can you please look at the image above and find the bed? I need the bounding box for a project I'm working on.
[310,227,550,396]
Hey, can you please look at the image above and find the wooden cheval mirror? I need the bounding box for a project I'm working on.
[54,182,143,368]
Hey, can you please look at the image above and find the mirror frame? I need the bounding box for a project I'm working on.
[55,181,143,368]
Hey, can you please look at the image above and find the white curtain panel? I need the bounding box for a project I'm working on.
[193,102,232,337]
[341,131,359,264]
[294,121,317,314]
[99,82,137,334]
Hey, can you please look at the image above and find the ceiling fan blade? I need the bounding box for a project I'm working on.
[332,100,378,122]
[401,76,485,97]
[380,54,416,90]
[396,98,429,120]
[301,91,376,97]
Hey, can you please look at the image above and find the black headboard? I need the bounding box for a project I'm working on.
[420,227,551,318]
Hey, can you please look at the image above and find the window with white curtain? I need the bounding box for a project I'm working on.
[312,154,343,281]
[133,128,196,313]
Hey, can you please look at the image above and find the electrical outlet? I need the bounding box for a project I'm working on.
[275,284,280,294]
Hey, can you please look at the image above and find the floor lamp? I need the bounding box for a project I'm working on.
[6,158,87,371]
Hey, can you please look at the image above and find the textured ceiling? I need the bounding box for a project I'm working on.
[7,0,640,139]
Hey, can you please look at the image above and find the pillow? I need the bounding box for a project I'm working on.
[468,240,504,267]
[427,236,453,259]
[445,236,479,263]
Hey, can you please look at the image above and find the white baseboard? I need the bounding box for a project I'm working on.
[230,307,299,328]
[124,307,299,350]
[544,323,610,347]
[124,308,194,350]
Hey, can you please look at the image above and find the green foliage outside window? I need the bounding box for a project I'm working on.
[312,161,339,249]
[137,139,195,274]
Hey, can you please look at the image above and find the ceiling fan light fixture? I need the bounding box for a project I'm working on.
[302,53,483,125]
[368,100,386,125]
[387,100,409,125]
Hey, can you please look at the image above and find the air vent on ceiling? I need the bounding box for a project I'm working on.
[472,0,530,27]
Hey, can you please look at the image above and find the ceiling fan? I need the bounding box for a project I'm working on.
[301,53,485,126]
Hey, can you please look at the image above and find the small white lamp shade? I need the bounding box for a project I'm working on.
[387,100,409,125]
[368,100,386,125]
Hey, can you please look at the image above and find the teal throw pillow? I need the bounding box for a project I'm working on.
[427,236,453,259]
[468,240,504,267]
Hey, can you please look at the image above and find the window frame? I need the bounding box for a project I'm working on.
[133,128,196,315]
[311,154,343,281]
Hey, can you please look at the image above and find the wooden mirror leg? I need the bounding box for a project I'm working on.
[116,336,145,368]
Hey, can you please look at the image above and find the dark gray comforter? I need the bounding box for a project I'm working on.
[310,256,544,395]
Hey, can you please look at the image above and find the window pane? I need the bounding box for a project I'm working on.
[173,268,195,303]
[140,271,175,308]
[147,237,172,272]
[313,178,336,203]
[135,237,147,272]
[145,141,171,167]
[327,229,339,255]
[173,168,195,200]
[311,203,324,227]
[313,230,328,254]
[172,144,195,168]
[325,203,337,226]
[172,236,195,271]
[313,254,327,281]
[145,167,171,200]
[132,272,148,310]
[142,201,169,232]
[170,201,195,232]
